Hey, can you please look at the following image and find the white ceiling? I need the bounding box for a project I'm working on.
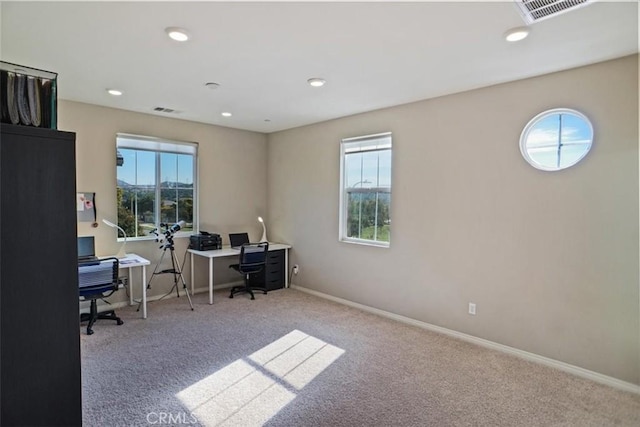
[1,1,637,134]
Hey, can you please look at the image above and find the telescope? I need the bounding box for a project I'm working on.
[150,220,186,246]
[161,220,186,236]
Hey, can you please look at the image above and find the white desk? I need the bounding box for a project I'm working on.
[188,243,291,304]
[117,254,151,319]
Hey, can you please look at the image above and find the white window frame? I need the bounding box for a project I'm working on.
[519,108,594,171]
[339,132,392,248]
[116,133,198,240]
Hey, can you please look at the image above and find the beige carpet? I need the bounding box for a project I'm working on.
[80,288,640,426]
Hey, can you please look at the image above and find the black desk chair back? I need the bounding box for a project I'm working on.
[229,242,269,300]
[78,257,123,335]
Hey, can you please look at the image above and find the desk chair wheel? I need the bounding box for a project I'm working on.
[229,285,255,300]
[81,309,123,335]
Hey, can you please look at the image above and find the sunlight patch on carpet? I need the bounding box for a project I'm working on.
[176,330,344,426]
[250,330,345,390]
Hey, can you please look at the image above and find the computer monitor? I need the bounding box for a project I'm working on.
[229,232,249,249]
[77,236,95,260]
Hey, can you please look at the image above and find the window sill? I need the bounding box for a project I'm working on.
[117,233,191,243]
[339,238,390,249]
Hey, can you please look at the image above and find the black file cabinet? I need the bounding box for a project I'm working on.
[0,124,81,426]
[249,249,285,291]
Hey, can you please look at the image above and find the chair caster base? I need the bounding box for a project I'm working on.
[81,310,123,334]
[229,286,257,300]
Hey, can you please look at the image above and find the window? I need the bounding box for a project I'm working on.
[116,133,197,239]
[339,132,392,247]
[520,108,593,171]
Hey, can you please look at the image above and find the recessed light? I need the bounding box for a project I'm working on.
[221,112,232,117]
[504,26,530,42]
[205,82,220,90]
[165,27,190,42]
[107,89,123,96]
[307,78,326,87]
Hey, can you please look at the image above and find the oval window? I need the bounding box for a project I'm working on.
[520,108,593,171]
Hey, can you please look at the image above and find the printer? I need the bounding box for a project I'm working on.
[189,232,221,251]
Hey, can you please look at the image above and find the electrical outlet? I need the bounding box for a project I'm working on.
[293,264,299,275]
[468,303,476,315]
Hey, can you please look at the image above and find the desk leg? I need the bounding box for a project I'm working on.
[284,248,289,288]
[128,267,134,305]
[141,265,147,319]
[190,252,195,296]
[209,258,214,305]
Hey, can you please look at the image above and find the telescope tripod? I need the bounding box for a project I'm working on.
[140,242,194,311]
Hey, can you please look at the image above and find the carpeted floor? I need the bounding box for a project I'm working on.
[81,288,640,427]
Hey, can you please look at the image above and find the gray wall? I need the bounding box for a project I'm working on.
[266,55,639,384]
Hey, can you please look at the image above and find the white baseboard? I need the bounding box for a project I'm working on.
[290,284,640,395]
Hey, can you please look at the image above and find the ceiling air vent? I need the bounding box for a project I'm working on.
[153,106,180,114]
[514,0,594,24]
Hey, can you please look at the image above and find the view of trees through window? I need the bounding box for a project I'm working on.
[346,191,390,241]
[341,133,392,245]
[116,142,195,238]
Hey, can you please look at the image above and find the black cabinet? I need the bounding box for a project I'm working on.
[249,249,285,291]
[0,124,81,426]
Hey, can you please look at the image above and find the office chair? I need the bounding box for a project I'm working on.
[78,257,123,335]
[229,242,269,300]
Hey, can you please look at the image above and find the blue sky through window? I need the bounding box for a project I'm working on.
[118,149,193,186]
[345,150,391,188]
[523,111,592,170]
[118,149,155,186]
